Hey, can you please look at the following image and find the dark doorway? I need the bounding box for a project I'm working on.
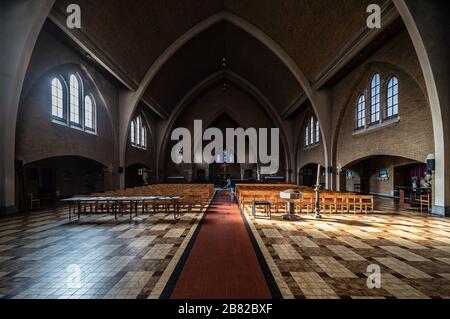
[300,164,325,187]
[125,164,149,188]
[22,156,105,208]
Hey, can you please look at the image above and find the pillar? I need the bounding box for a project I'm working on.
[0,0,54,213]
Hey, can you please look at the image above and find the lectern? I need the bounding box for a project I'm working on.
[280,189,302,221]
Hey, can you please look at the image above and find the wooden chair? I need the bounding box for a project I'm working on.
[321,194,337,214]
[27,193,40,210]
[335,195,349,214]
[360,195,374,214]
[420,194,431,213]
[297,195,314,214]
[347,195,361,214]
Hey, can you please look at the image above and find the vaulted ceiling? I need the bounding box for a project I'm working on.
[145,21,303,115]
[51,0,395,119]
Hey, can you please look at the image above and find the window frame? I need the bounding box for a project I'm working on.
[130,115,147,150]
[51,76,66,122]
[304,114,320,149]
[356,94,366,130]
[84,94,96,132]
[305,125,309,147]
[130,120,136,145]
[50,71,99,135]
[386,75,399,119]
[370,73,381,124]
[315,119,320,144]
[69,73,83,127]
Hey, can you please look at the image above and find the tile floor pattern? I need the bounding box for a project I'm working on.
[0,197,449,299]
[0,207,205,299]
[243,198,450,299]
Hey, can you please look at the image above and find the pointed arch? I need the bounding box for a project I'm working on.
[156,71,292,183]
[119,11,329,187]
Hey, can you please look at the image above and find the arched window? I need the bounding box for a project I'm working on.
[305,125,309,147]
[305,115,320,148]
[130,115,147,149]
[370,73,381,123]
[136,116,142,146]
[50,71,98,134]
[51,77,64,120]
[84,95,95,131]
[387,76,399,118]
[130,120,136,144]
[140,119,146,148]
[69,74,81,125]
[315,120,320,143]
[356,94,366,129]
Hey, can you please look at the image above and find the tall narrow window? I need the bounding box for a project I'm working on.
[130,120,136,144]
[130,115,147,149]
[51,78,64,120]
[305,125,309,147]
[69,74,81,125]
[141,122,146,148]
[387,76,399,118]
[305,115,319,148]
[370,74,381,123]
[84,96,95,131]
[357,94,366,129]
[136,116,142,146]
[315,120,320,143]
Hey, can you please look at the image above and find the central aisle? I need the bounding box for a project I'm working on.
[170,190,272,299]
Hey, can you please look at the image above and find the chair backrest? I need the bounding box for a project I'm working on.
[359,195,374,204]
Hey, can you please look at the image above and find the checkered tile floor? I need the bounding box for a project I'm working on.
[0,208,204,299]
[243,198,450,299]
[0,197,449,299]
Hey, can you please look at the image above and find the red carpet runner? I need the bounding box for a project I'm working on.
[171,190,272,299]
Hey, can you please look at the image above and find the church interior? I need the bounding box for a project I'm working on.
[0,0,449,301]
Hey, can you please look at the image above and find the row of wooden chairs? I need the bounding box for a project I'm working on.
[236,184,375,215]
[76,184,215,215]
[241,193,374,215]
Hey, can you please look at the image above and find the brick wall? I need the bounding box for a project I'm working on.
[333,30,434,169]
[332,29,434,194]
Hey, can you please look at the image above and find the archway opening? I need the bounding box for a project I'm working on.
[125,163,150,188]
[341,155,430,206]
[19,156,106,209]
[299,163,326,187]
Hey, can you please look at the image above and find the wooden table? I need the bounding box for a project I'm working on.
[397,187,431,207]
[62,196,182,221]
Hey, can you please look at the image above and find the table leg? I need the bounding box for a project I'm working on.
[173,200,180,220]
